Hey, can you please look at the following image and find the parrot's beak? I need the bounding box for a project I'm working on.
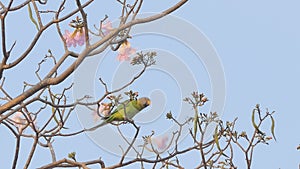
[146,99,151,106]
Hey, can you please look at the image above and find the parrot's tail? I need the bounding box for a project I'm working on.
[85,121,107,131]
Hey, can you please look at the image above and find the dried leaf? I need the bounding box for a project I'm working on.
[252,109,259,132]
[270,115,277,141]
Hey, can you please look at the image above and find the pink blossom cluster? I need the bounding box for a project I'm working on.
[92,102,112,122]
[152,135,169,150]
[117,40,136,61]
[64,19,137,61]
[101,21,137,61]
[63,28,86,47]
[11,112,36,133]
[101,21,113,36]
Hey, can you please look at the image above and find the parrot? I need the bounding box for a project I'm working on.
[86,97,151,131]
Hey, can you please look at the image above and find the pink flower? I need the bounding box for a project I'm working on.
[92,103,112,122]
[153,135,169,150]
[117,40,136,61]
[63,28,85,47]
[102,21,113,35]
[11,112,36,133]
[11,112,27,132]
[92,111,101,122]
[63,30,76,47]
[98,103,111,116]
[74,30,85,46]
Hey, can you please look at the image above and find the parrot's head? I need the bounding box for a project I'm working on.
[138,97,151,108]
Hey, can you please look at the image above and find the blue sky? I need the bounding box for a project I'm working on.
[180,0,300,168]
[0,0,300,168]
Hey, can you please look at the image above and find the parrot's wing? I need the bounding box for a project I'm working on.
[109,99,132,116]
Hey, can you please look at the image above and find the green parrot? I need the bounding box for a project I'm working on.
[86,97,151,131]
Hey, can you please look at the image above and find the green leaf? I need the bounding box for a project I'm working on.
[193,112,198,137]
[27,3,39,31]
[252,108,265,135]
[52,106,60,124]
[51,94,68,129]
[270,115,276,141]
[214,125,222,151]
[51,95,60,124]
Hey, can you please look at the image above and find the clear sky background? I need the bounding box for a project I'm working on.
[0,0,300,168]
